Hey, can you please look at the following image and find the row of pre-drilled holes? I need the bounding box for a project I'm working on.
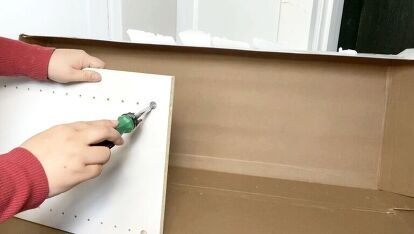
[3,84,139,105]
[49,208,147,233]
[7,83,146,233]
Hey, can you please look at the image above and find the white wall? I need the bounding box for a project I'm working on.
[0,0,343,51]
[177,0,314,49]
[277,0,314,50]
[0,0,109,40]
[176,0,343,51]
[176,0,197,35]
[196,0,280,44]
[310,0,344,51]
[121,0,177,40]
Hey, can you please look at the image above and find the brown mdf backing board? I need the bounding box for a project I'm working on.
[2,167,414,234]
[18,35,414,197]
[163,168,414,234]
[380,65,414,196]
[20,36,390,190]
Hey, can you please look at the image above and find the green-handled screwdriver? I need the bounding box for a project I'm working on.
[92,101,157,148]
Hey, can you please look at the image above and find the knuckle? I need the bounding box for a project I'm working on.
[105,127,115,137]
[98,124,114,133]
[102,120,113,126]
[53,124,71,132]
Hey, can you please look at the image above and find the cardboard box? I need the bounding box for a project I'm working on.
[1,35,414,233]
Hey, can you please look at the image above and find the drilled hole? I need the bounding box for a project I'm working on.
[27,88,30,91]
[106,98,110,101]
[49,209,52,212]
[65,92,68,96]
[74,215,77,218]
[92,96,96,99]
[3,85,6,88]
[100,222,103,225]
[114,225,117,228]
[52,90,55,94]
[136,102,139,105]
[121,99,125,103]
[128,229,131,232]
[79,94,82,98]
[15,86,18,89]
[61,212,64,215]
[39,89,42,92]
[87,218,90,222]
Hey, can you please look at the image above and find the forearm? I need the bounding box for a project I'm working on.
[0,37,54,80]
[0,148,49,223]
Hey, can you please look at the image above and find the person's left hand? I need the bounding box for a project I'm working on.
[48,49,105,83]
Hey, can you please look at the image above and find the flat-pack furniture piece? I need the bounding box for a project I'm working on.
[0,68,174,234]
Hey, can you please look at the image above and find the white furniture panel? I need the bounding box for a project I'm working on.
[0,69,174,234]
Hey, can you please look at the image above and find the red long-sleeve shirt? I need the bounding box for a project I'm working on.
[0,37,54,223]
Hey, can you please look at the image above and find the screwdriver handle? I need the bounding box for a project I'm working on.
[93,140,115,149]
[91,113,137,148]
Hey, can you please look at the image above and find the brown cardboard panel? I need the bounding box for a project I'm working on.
[165,188,413,234]
[2,167,414,234]
[168,167,414,210]
[19,35,390,189]
[380,65,414,197]
[165,167,414,234]
[0,218,67,234]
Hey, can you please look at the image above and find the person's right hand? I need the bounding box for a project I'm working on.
[20,120,124,197]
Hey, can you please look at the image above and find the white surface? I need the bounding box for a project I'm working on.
[252,38,288,50]
[1,0,343,51]
[178,30,211,46]
[127,29,177,45]
[211,36,250,49]
[398,49,414,59]
[309,0,344,51]
[196,0,281,44]
[277,0,314,50]
[108,0,124,41]
[175,0,342,51]
[0,69,174,234]
[338,47,358,55]
[0,0,109,40]
[177,0,198,34]
[121,0,177,40]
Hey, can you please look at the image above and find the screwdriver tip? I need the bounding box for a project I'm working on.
[149,101,157,110]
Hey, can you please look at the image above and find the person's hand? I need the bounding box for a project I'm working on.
[20,120,123,197]
[48,49,105,83]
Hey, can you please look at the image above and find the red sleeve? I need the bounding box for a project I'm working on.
[0,148,49,223]
[0,37,54,80]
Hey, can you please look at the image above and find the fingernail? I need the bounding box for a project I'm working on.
[111,120,118,126]
[92,73,101,82]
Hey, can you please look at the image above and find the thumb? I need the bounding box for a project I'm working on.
[71,69,102,82]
